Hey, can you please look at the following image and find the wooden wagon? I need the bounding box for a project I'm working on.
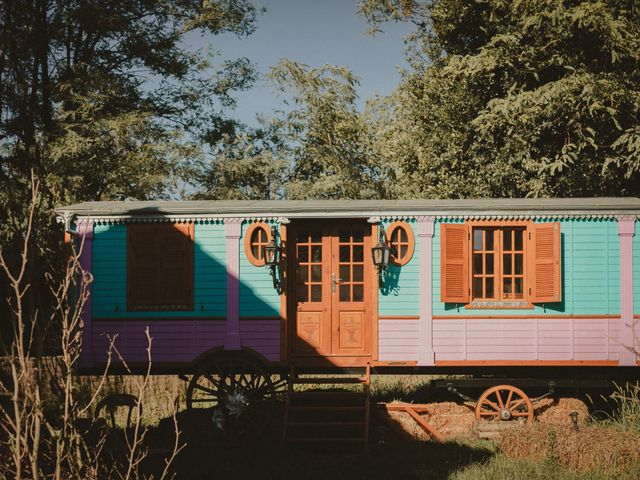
[56,199,640,442]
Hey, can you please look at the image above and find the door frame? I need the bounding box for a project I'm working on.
[284,219,379,367]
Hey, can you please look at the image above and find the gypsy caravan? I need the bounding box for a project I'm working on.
[56,199,640,442]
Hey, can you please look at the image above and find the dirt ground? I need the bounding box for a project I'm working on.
[382,397,590,441]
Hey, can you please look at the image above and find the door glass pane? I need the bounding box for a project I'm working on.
[311,265,322,282]
[340,231,350,242]
[353,284,364,302]
[503,230,512,251]
[400,244,408,257]
[340,285,350,301]
[473,229,483,251]
[339,265,350,282]
[340,245,350,262]
[353,246,363,262]
[353,229,364,242]
[503,254,512,274]
[298,286,308,302]
[298,265,308,283]
[311,246,322,262]
[485,278,494,298]
[515,254,523,274]
[485,254,494,274]
[473,254,483,274]
[311,285,322,302]
[298,246,309,262]
[353,265,363,282]
[515,230,523,250]
[485,230,494,251]
[473,278,483,298]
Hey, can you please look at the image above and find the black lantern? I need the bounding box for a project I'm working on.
[264,228,280,267]
[264,226,282,292]
[372,228,391,271]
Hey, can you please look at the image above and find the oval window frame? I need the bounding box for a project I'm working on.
[386,221,415,266]
[244,222,273,267]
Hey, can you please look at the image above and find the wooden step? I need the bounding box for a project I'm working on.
[288,406,364,413]
[293,377,368,385]
[285,437,364,444]
[286,422,365,428]
[289,390,365,398]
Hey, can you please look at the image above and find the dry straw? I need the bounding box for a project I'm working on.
[500,423,640,475]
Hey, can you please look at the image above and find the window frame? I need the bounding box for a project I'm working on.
[465,220,534,309]
[386,221,415,266]
[244,222,273,267]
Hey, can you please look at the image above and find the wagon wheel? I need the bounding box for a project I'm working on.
[186,354,277,437]
[475,385,533,423]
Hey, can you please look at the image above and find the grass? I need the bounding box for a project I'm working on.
[73,375,640,479]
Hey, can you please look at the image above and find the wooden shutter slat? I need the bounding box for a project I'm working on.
[440,224,469,303]
[530,222,562,303]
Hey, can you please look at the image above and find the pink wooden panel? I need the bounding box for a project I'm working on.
[378,319,420,361]
[432,319,465,360]
[432,317,621,363]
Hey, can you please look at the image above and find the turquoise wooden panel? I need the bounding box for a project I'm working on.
[634,220,640,314]
[92,222,227,318]
[239,220,280,317]
[378,218,420,316]
[432,218,620,316]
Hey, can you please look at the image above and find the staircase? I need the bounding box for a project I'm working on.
[282,365,371,449]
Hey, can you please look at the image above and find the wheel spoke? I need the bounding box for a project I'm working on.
[495,390,505,409]
[483,399,501,412]
[506,389,514,408]
[194,383,217,396]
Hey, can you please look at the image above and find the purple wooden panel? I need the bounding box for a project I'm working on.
[240,319,280,362]
[378,319,420,361]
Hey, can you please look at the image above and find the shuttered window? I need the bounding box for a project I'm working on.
[440,222,561,306]
[127,223,194,310]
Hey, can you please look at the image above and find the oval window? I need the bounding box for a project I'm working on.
[244,222,272,267]
[386,221,415,266]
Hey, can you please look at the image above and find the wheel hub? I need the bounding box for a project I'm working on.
[499,409,512,421]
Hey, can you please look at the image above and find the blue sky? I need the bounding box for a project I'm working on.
[191,0,414,126]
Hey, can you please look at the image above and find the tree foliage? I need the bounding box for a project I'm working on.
[0,0,257,347]
[360,0,640,198]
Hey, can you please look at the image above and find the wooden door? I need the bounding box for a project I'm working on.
[289,221,373,363]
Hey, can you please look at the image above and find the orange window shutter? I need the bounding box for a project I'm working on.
[440,224,469,303]
[159,223,194,309]
[127,224,161,309]
[530,222,562,303]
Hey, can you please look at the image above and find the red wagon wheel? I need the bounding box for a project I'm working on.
[186,354,278,437]
[475,385,533,423]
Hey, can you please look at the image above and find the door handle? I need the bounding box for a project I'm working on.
[331,273,343,293]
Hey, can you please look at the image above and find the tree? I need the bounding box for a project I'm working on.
[359,0,640,198]
[0,0,258,349]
